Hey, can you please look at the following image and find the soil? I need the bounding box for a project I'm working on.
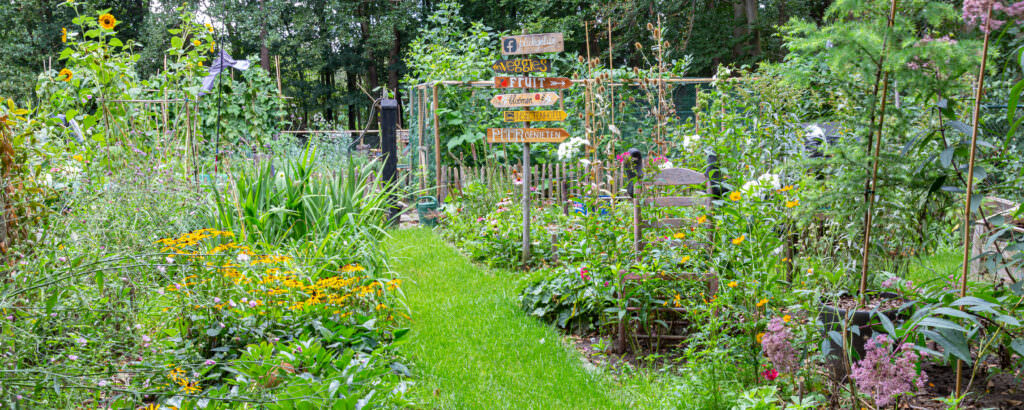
[830,293,907,312]
[565,329,1024,409]
[905,361,1024,409]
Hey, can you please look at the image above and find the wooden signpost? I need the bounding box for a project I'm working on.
[487,32,567,266]
[503,110,567,122]
[489,92,559,108]
[490,58,550,74]
[501,33,564,55]
[494,76,571,89]
[486,128,569,143]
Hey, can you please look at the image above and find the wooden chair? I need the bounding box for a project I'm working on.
[614,166,718,354]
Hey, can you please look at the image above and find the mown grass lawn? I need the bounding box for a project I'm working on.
[387,228,641,409]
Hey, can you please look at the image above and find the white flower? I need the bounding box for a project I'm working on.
[681,134,701,150]
[741,173,781,195]
[659,161,674,170]
[804,124,825,140]
[236,253,251,264]
[556,137,590,161]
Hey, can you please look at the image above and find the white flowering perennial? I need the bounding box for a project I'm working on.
[741,173,781,195]
[556,137,590,162]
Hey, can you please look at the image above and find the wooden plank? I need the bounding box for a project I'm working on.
[494,76,571,89]
[644,196,710,208]
[491,58,550,74]
[503,110,567,122]
[490,92,559,108]
[649,168,707,186]
[486,128,568,143]
[501,33,564,55]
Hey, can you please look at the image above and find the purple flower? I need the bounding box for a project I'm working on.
[141,335,151,343]
[761,317,798,373]
[851,334,927,407]
[213,297,221,304]
[248,301,257,308]
[68,355,78,361]
[204,359,216,365]
[76,337,87,345]
[58,257,66,263]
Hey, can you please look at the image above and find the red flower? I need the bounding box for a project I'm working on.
[761,368,778,381]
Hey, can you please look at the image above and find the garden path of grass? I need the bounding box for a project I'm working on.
[386,228,640,409]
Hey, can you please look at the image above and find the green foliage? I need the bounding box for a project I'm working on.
[207,148,393,267]
[197,65,289,152]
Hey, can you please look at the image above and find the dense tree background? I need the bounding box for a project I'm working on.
[0,0,915,129]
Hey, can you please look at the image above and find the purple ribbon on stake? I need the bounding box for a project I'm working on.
[199,50,251,95]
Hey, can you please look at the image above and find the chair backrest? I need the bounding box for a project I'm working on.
[632,167,713,252]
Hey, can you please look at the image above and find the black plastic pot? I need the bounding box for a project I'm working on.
[818,292,908,377]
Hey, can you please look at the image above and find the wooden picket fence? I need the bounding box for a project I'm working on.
[434,163,633,203]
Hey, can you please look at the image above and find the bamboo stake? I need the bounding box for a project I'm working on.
[858,0,900,302]
[956,1,993,398]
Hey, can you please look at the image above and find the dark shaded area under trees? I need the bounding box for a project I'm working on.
[2,0,842,129]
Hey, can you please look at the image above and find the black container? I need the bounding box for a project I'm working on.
[818,292,909,377]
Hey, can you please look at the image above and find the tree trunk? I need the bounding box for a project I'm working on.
[732,0,761,58]
[360,17,379,132]
[259,0,270,72]
[744,0,761,57]
[347,73,358,130]
[732,1,747,58]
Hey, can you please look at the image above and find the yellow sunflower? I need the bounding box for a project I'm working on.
[58,68,73,82]
[729,191,742,201]
[61,27,67,43]
[731,234,745,245]
[192,39,201,47]
[785,200,799,208]
[205,23,214,32]
[98,13,117,30]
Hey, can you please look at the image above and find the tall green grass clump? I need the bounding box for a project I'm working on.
[207,147,397,268]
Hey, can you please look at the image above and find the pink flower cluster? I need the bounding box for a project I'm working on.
[851,334,927,408]
[964,0,1024,32]
[761,317,798,373]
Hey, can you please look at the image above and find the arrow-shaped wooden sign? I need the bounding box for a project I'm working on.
[491,58,550,74]
[487,128,569,144]
[503,110,567,122]
[501,33,564,55]
[494,76,571,90]
[490,92,559,108]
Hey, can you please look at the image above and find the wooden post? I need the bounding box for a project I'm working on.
[522,143,531,263]
[275,55,283,96]
[381,98,399,225]
[432,84,441,199]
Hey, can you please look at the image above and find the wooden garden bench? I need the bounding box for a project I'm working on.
[614,165,719,353]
